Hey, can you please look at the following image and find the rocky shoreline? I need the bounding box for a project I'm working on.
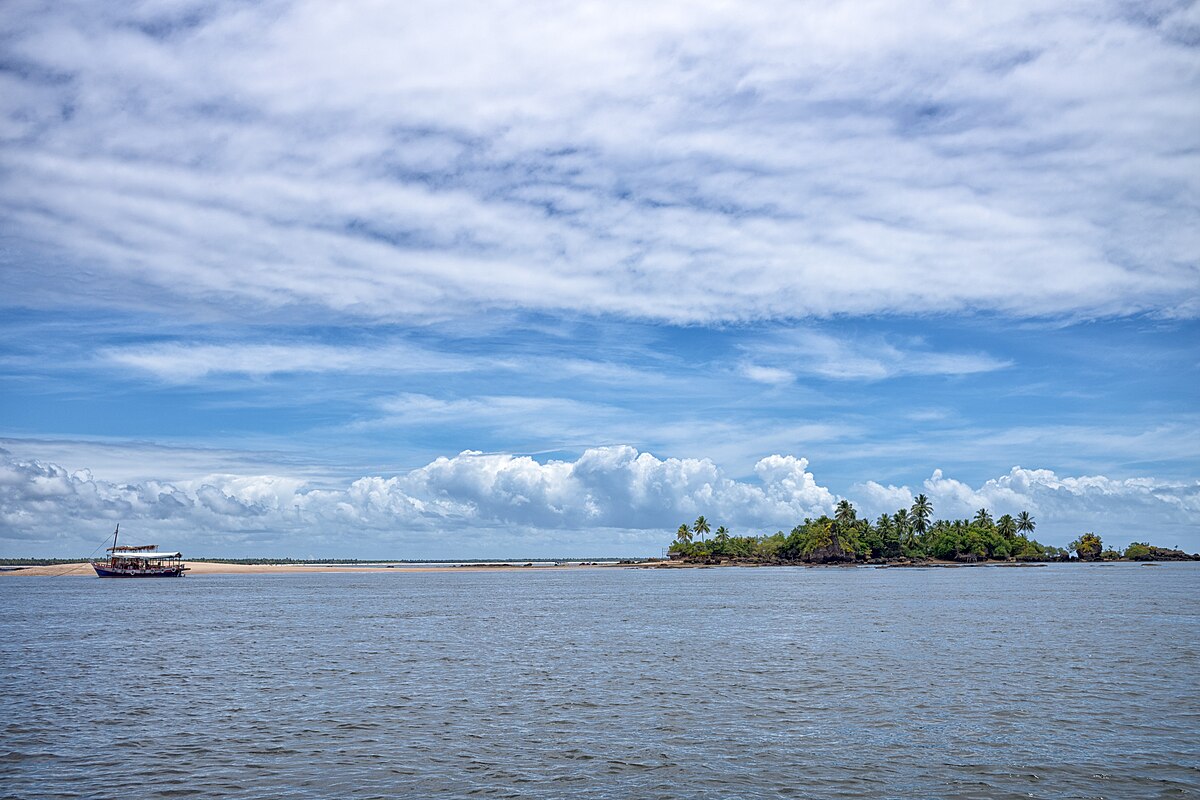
[659,547,1200,569]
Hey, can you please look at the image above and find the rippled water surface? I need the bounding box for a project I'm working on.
[3,564,1198,799]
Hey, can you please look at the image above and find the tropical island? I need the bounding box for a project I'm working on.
[667,496,1200,565]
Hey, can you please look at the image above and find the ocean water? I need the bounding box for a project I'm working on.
[2,563,1198,799]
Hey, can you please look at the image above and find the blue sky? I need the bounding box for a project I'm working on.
[1,0,1198,557]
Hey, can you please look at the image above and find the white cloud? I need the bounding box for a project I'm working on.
[0,437,341,486]
[3,446,1195,556]
[100,342,499,382]
[357,393,631,449]
[0,445,835,554]
[374,394,602,425]
[740,364,795,385]
[747,329,1011,381]
[853,481,914,516]
[1,1,1197,323]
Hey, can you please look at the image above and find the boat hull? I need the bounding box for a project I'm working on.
[92,564,186,578]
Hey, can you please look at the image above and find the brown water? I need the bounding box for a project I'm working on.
[2,563,1198,798]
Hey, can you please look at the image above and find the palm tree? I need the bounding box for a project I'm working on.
[875,514,898,557]
[910,494,932,537]
[714,526,730,544]
[972,508,993,528]
[1016,511,1035,535]
[997,514,1017,538]
[834,499,857,527]
[693,516,711,541]
[676,524,692,545]
[893,508,913,548]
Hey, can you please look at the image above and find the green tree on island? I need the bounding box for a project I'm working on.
[714,526,730,545]
[782,516,856,563]
[1070,532,1103,561]
[973,508,993,528]
[910,494,933,538]
[676,524,692,545]
[875,514,901,558]
[834,499,857,527]
[1016,511,1035,535]
[693,516,710,541]
[892,509,913,550]
[997,514,1017,539]
[1124,542,1152,560]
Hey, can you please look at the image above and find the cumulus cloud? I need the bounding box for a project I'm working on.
[1,1,1197,323]
[0,446,837,554]
[3,447,1196,555]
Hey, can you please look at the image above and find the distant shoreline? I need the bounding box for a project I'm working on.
[0,560,657,577]
[4,558,1196,577]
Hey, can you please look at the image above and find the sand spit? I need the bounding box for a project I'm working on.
[1,561,660,577]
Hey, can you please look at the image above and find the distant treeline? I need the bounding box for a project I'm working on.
[669,497,1199,564]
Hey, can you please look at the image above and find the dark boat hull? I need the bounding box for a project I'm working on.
[92,564,186,578]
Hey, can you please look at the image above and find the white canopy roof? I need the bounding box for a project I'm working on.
[112,552,181,559]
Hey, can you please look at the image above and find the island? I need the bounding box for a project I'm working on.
[665,497,1200,566]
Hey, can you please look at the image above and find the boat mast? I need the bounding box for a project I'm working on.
[112,524,119,558]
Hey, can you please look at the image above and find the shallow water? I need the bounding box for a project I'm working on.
[2,563,1198,799]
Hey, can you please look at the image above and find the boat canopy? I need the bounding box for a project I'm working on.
[111,552,182,559]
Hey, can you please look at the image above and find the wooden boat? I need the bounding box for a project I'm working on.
[92,525,187,578]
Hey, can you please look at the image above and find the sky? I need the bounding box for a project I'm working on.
[1,0,1198,558]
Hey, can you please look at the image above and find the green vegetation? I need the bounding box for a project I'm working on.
[1123,542,1152,560]
[1069,532,1104,561]
[668,499,1198,564]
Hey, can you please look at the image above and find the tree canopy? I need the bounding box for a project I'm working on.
[666,501,1190,564]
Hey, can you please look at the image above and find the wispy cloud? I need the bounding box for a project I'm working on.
[0,436,338,485]
[745,329,1011,381]
[740,364,795,385]
[100,341,503,382]
[363,393,624,442]
[2,1,1197,323]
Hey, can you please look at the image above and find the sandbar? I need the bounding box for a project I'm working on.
[0,561,659,577]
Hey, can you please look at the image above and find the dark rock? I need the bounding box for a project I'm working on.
[1129,546,1200,562]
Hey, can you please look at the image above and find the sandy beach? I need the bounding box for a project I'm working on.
[0,558,1069,577]
[0,561,660,577]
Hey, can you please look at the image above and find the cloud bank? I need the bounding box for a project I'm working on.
[0,446,836,554]
[2,0,1197,323]
[3,447,1195,556]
